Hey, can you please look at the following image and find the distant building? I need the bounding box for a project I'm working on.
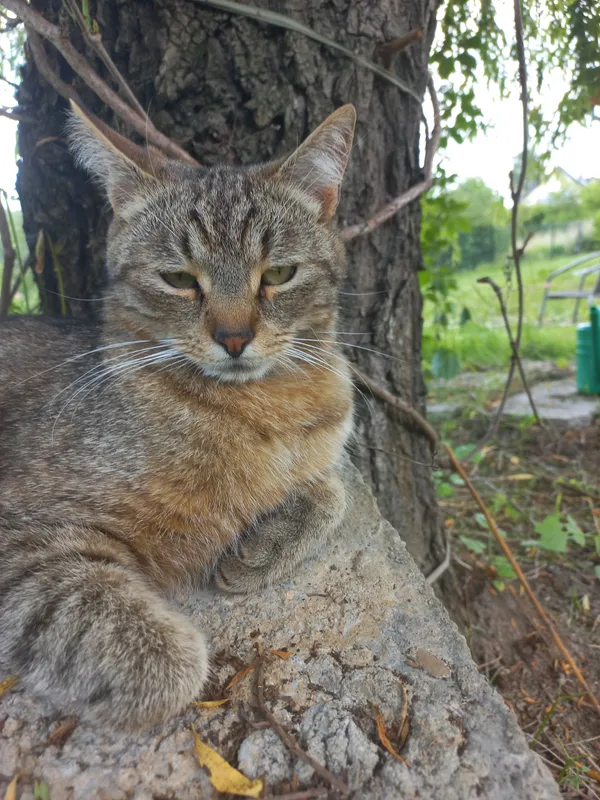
[522,167,592,206]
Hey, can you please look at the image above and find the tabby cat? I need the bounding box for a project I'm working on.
[0,102,356,730]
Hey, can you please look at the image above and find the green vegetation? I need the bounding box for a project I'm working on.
[0,206,37,314]
[422,252,589,374]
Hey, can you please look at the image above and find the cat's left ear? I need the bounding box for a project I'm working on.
[277,105,356,220]
[67,101,168,214]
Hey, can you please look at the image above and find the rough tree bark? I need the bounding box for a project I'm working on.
[15,0,444,571]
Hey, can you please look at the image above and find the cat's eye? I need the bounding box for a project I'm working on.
[161,272,199,291]
[261,265,297,286]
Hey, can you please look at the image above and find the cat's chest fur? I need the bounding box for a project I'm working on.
[107,363,353,581]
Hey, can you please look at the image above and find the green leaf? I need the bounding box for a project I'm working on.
[449,474,465,486]
[492,579,505,592]
[33,781,50,800]
[437,482,454,498]
[460,536,486,554]
[431,348,461,379]
[453,444,475,459]
[534,514,568,552]
[474,512,489,531]
[459,306,472,325]
[565,515,585,547]
[492,556,517,579]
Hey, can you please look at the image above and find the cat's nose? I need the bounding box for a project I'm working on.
[212,327,255,358]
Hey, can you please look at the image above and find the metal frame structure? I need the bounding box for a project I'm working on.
[537,251,600,327]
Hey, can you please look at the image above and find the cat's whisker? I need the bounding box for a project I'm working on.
[44,343,175,411]
[290,343,373,407]
[51,350,181,440]
[295,337,407,364]
[15,339,157,389]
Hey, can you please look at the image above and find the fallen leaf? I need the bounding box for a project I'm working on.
[47,715,78,748]
[192,727,263,797]
[225,664,256,691]
[271,649,292,659]
[510,456,520,465]
[506,473,534,481]
[194,698,229,709]
[413,648,451,678]
[0,677,17,697]
[3,774,19,800]
[374,707,409,766]
[33,779,50,800]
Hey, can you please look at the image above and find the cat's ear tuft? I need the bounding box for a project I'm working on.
[67,101,166,213]
[277,105,356,220]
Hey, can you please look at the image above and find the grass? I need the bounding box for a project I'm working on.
[0,206,38,314]
[423,251,597,372]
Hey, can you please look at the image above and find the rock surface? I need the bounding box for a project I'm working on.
[0,468,559,799]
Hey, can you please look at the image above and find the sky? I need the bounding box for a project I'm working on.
[0,9,598,207]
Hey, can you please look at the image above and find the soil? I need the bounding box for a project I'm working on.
[435,394,600,798]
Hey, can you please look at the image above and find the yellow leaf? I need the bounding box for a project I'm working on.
[271,649,292,659]
[192,728,263,797]
[4,774,19,800]
[0,677,17,698]
[510,456,520,465]
[225,664,255,691]
[374,707,409,767]
[506,473,534,481]
[193,698,229,708]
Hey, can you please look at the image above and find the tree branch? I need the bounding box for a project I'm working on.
[356,369,438,451]
[0,106,33,122]
[375,27,424,67]
[446,443,600,719]
[3,0,198,165]
[342,75,441,241]
[475,0,534,447]
[477,276,544,426]
[64,0,149,122]
[0,197,15,317]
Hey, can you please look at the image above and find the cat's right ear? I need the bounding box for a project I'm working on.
[67,101,166,214]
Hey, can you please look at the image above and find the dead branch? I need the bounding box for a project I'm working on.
[64,0,148,122]
[477,276,544,425]
[3,0,197,165]
[255,656,350,797]
[343,75,441,241]
[376,27,424,67]
[0,106,33,122]
[446,443,600,718]
[356,368,438,450]
[477,0,533,444]
[0,197,15,317]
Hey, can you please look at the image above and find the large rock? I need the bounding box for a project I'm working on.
[0,468,558,799]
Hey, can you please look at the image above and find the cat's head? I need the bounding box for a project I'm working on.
[68,103,355,383]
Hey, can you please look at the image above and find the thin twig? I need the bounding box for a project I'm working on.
[192,0,422,104]
[4,0,197,164]
[477,276,544,425]
[356,369,438,450]
[0,106,32,121]
[64,0,148,121]
[0,74,19,90]
[265,792,328,799]
[446,443,600,718]
[255,657,350,796]
[477,0,530,444]
[0,196,15,317]
[342,75,441,241]
[376,28,424,66]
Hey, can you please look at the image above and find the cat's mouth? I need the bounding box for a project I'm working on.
[200,358,272,383]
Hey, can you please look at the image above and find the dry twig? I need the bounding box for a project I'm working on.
[342,75,441,241]
[446,443,600,718]
[356,368,438,450]
[255,656,350,797]
[0,197,15,318]
[3,0,197,164]
[477,276,544,425]
[376,28,424,66]
[477,0,536,445]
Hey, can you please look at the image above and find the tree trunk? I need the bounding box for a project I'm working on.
[16,0,444,571]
